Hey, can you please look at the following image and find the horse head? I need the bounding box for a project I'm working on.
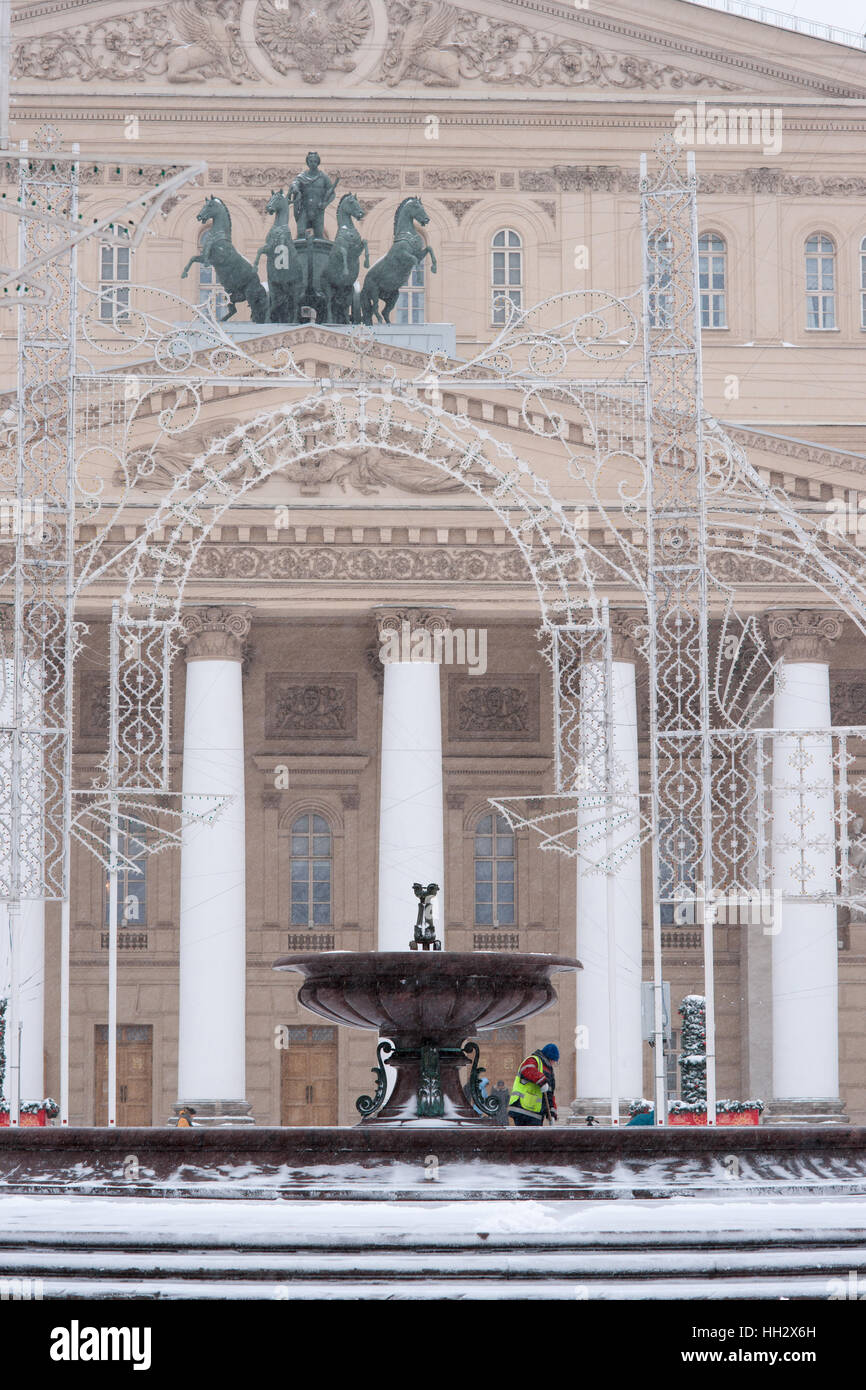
[393,196,429,236]
[196,195,228,226]
[266,188,288,217]
[338,192,365,222]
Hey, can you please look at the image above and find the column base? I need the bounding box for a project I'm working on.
[763,1098,848,1127]
[170,1100,255,1128]
[564,1098,631,1127]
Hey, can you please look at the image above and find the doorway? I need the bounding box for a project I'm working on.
[280,1024,338,1126]
[94,1024,153,1126]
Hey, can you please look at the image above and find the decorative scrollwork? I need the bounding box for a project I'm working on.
[355,1039,395,1117]
[461,1039,503,1119]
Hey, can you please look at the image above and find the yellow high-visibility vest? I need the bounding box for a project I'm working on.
[509,1053,546,1114]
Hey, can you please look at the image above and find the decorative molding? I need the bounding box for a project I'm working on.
[179,606,252,663]
[14,1,258,83]
[424,168,495,190]
[265,674,358,740]
[374,606,454,648]
[377,1,740,92]
[610,611,646,663]
[254,0,372,85]
[767,610,844,663]
[190,544,536,583]
[831,672,866,726]
[447,675,540,742]
[228,164,399,189]
[440,198,480,223]
[534,199,557,223]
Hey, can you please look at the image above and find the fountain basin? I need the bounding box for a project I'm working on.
[274,951,580,1127]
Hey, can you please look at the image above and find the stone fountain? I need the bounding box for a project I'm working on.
[274,885,581,1127]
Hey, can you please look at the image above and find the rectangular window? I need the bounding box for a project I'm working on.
[395,264,425,325]
[99,231,130,323]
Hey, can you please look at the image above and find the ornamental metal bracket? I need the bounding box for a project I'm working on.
[461,1038,504,1120]
[355,1039,395,1118]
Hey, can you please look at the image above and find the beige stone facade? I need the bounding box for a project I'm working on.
[5,0,866,1124]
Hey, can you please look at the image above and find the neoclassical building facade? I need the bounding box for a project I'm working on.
[2,0,866,1125]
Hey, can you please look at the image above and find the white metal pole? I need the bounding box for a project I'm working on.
[601,602,620,1127]
[108,797,118,1126]
[107,603,120,1127]
[7,904,18,1125]
[59,898,69,1123]
[0,0,10,152]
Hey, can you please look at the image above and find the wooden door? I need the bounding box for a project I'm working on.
[474,1026,526,1100]
[280,1025,338,1126]
[94,1025,153,1126]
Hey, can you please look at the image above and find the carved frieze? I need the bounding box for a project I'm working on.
[14,1,257,83]
[377,2,739,91]
[254,0,372,85]
[265,674,357,740]
[424,169,495,190]
[831,672,866,727]
[447,674,540,742]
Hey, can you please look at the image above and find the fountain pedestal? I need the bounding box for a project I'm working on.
[273,950,581,1127]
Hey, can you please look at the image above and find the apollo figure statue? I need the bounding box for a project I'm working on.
[290,151,340,241]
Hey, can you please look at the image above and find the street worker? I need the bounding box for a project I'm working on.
[508,1043,559,1126]
[175,1106,196,1128]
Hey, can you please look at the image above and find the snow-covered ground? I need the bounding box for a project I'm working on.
[1,1192,865,1298]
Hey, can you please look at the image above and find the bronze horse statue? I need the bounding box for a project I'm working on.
[254,189,304,324]
[320,192,369,325]
[360,196,436,326]
[182,195,268,323]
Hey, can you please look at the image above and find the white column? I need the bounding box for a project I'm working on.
[176,607,252,1125]
[575,617,643,1115]
[768,611,844,1122]
[0,655,45,1110]
[375,609,448,951]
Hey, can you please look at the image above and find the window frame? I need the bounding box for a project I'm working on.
[491,228,524,326]
[98,226,131,323]
[473,811,517,929]
[289,812,333,929]
[698,231,728,330]
[804,232,837,331]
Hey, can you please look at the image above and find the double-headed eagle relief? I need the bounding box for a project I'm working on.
[182,154,436,327]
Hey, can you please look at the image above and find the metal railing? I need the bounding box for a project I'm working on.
[686,0,866,49]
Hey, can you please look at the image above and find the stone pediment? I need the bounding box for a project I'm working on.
[14,0,866,98]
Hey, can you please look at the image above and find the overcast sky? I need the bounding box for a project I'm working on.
[724,0,866,32]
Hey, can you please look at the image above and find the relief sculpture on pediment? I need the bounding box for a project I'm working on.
[254,0,373,85]
[14,1,257,84]
[378,1,740,91]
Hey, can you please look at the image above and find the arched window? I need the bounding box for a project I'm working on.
[491,229,523,324]
[474,812,516,927]
[396,262,426,324]
[805,233,836,329]
[99,226,130,322]
[290,813,332,927]
[860,236,866,329]
[103,816,148,928]
[647,231,672,328]
[698,233,727,328]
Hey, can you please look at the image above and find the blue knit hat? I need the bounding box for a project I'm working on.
[540,1043,560,1062]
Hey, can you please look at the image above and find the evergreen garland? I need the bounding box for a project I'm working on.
[678,993,707,1104]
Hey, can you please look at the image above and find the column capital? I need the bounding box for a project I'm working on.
[373,607,455,643]
[609,610,646,663]
[180,607,252,664]
[767,610,843,664]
